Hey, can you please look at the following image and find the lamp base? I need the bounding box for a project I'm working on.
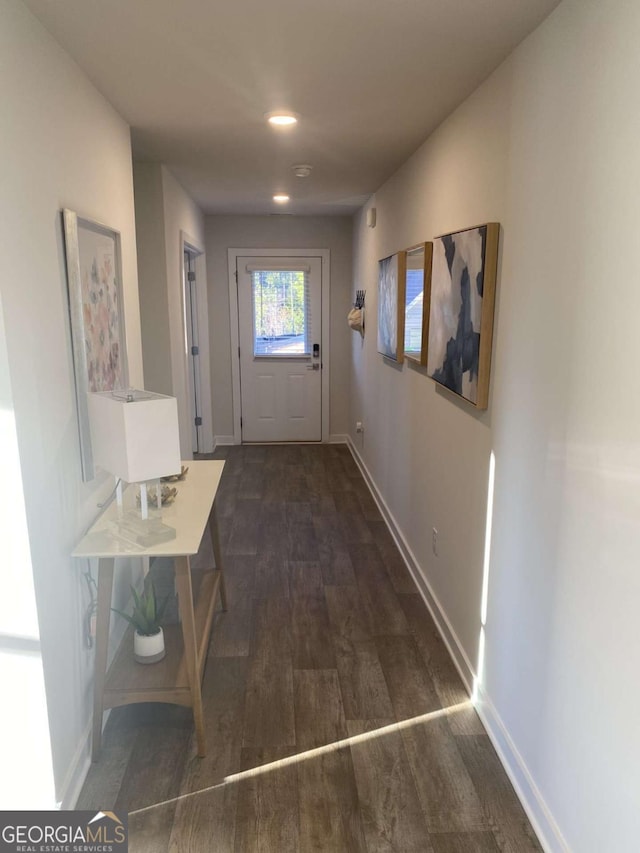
[111,511,177,548]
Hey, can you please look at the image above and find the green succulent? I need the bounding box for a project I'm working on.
[112,580,169,636]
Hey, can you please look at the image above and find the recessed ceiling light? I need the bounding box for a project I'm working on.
[266,112,298,127]
[273,194,290,203]
[292,164,313,178]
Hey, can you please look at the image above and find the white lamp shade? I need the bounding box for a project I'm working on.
[87,390,181,483]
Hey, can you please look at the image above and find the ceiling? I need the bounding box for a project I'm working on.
[24,0,560,215]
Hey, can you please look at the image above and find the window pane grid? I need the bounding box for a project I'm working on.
[252,270,310,356]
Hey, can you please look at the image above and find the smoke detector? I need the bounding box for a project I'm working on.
[292,164,313,178]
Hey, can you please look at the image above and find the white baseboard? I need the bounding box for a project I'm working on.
[328,433,349,444]
[213,435,235,450]
[58,719,92,809]
[56,587,137,809]
[346,435,566,853]
[473,686,569,852]
[213,434,347,448]
[58,707,118,809]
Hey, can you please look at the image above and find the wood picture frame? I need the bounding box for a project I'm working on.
[403,241,433,366]
[377,251,406,363]
[426,223,499,409]
[62,208,129,481]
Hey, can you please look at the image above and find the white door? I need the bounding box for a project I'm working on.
[237,256,322,441]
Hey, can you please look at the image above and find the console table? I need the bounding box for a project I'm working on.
[73,460,226,761]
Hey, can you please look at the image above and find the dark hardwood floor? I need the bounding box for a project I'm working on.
[78,444,541,852]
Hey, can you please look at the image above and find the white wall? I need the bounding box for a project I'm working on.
[133,163,173,397]
[350,0,640,850]
[133,163,212,455]
[0,289,56,808]
[0,0,144,806]
[205,215,353,441]
[160,167,212,456]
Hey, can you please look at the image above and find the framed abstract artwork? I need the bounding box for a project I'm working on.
[377,251,406,363]
[427,223,499,409]
[403,241,433,366]
[62,209,129,481]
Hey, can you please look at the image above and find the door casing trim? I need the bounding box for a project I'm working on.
[181,231,214,454]
[228,247,331,444]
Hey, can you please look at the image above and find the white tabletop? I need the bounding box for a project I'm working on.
[72,460,225,558]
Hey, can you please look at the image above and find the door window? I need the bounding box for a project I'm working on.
[251,269,310,356]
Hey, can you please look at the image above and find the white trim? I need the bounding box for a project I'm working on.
[329,433,349,444]
[474,686,570,853]
[58,719,92,808]
[57,578,139,808]
[228,248,330,444]
[213,435,235,451]
[346,436,476,690]
[245,261,311,273]
[181,231,214,453]
[346,435,567,853]
[228,250,241,444]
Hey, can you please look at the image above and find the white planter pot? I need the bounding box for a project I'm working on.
[134,627,165,664]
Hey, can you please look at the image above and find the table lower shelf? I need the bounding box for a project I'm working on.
[103,568,221,710]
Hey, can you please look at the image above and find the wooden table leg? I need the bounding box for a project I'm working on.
[174,555,206,756]
[208,503,227,612]
[92,557,115,762]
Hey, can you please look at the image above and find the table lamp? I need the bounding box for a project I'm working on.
[87,389,181,543]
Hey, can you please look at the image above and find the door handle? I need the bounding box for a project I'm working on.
[306,364,320,371]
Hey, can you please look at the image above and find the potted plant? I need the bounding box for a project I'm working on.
[113,581,169,664]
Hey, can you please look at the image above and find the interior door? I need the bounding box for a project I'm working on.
[237,256,322,441]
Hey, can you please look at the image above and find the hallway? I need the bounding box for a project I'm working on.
[78,444,540,852]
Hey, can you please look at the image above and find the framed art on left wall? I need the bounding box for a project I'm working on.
[62,209,128,481]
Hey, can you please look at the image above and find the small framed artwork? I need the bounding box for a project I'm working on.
[427,223,499,409]
[62,209,129,481]
[403,242,433,365]
[377,251,406,363]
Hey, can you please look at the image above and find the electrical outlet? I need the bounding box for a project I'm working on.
[432,527,438,556]
[356,421,364,433]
